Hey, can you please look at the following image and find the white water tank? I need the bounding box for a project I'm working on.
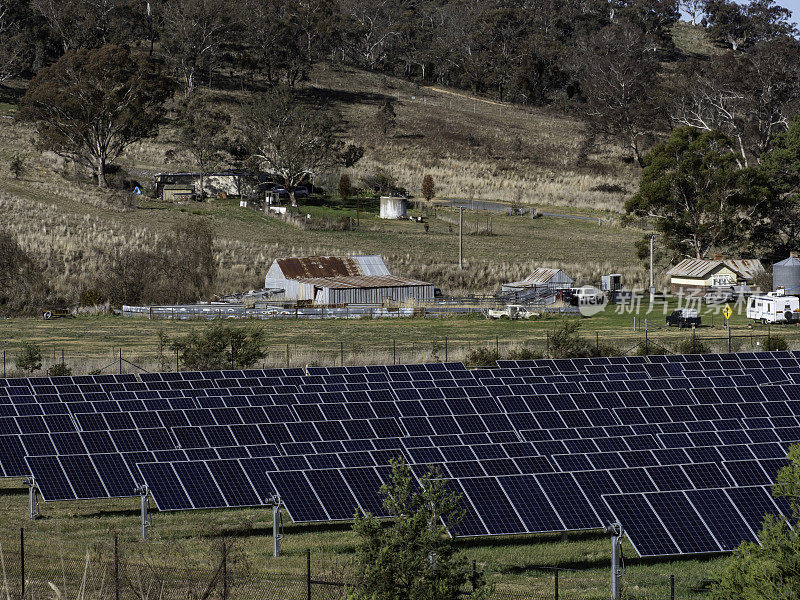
[380,197,408,219]
[773,253,800,295]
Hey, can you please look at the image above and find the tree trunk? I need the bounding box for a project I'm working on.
[290,189,297,207]
[97,160,107,188]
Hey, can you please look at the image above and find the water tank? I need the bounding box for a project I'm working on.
[773,254,800,295]
[379,197,408,219]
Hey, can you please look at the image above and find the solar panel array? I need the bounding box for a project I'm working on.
[1,351,800,556]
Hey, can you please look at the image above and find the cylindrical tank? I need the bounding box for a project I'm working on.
[773,255,800,294]
[379,197,408,219]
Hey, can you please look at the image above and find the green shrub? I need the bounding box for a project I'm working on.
[465,347,499,367]
[505,347,544,360]
[169,323,267,370]
[673,336,712,355]
[15,342,42,373]
[47,362,72,376]
[765,335,789,351]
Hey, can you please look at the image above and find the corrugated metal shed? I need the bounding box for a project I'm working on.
[264,255,432,305]
[502,268,574,292]
[294,275,431,289]
[724,259,763,281]
[668,258,763,280]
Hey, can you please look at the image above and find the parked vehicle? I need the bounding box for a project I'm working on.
[703,288,734,304]
[486,305,538,320]
[567,286,604,306]
[666,308,701,328]
[746,292,800,324]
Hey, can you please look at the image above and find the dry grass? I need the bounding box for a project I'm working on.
[0,62,649,302]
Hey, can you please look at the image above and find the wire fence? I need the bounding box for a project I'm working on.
[0,529,716,600]
[0,327,795,377]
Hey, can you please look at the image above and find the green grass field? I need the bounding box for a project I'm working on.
[0,477,726,600]
[0,298,791,374]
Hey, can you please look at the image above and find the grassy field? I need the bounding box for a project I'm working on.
[0,300,791,374]
[0,476,726,600]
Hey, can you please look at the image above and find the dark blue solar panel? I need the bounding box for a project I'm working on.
[536,473,600,530]
[304,469,360,520]
[27,455,75,501]
[686,488,758,550]
[340,467,388,517]
[92,453,136,497]
[206,460,261,506]
[138,462,193,510]
[459,477,526,535]
[603,493,679,557]
[60,454,107,499]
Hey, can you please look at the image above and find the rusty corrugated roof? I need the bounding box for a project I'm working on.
[668,258,763,279]
[293,275,432,289]
[522,268,570,284]
[723,259,763,280]
[277,256,363,278]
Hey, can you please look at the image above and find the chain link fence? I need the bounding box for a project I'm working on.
[0,529,718,600]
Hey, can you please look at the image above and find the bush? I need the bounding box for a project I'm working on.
[47,362,72,376]
[549,322,593,358]
[673,336,712,354]
[0,230,47,315]
[465,347,499,367]
[765,335,789,351]
[169,323,267,370]
[505,347,544,360]
[15,342,42,373]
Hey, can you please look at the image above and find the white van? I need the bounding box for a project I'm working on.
[746,292,800,323]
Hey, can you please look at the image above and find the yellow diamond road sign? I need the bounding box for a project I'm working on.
[723,305,732,320]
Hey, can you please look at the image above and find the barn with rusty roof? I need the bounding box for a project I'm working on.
[264,255,434,305]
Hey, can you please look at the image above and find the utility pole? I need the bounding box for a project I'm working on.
[459,207,464,270]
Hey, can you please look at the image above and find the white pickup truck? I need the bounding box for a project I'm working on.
[486,305,538,320]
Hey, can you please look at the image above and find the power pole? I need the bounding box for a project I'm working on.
[459,207,464,270]
[649,234,656,298]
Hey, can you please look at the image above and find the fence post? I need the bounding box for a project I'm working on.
[670,574,675,600]
[596,332,599,354]
[728,325,732,354]
[340,341,344,367]
[175,347,179,372]
[496,336,499,359]
[768,324,771,349]
[471,560,477,592]
[114,534,119,600]
[554,568,558,600]
[286,344,290,369]
[393,339,396,365]
[692,326,696,354]
[445,337,448,362]
[3,350,5,378]
[119,349,122,375]
[222,541,228,600]
[546,332,550,358]
[306,549,311,600]
[20,527,24,600]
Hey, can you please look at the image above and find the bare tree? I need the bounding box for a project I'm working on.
[579,22,662,166]
[0,0,23,81]
[672,39,800,167]
[245,88,342,206]
[161,0,230,95]
[679,0,704,25]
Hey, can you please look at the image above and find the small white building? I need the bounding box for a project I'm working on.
[264,255,434,305]
[502,268,574,292]
[379,197,408,219]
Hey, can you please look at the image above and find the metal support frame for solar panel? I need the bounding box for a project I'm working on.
[23,476,38,519]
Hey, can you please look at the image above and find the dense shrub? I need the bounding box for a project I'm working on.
[673,336,712,354]
[168,323,267,370]
[765,335,789,351]
[15,342,42,373]
[465,347,499,367]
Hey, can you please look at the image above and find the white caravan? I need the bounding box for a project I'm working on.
[746,292,800,324]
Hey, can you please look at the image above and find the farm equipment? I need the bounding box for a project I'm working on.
[42,308,73,320]
[486,305,539,320]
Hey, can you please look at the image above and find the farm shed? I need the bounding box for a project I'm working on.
[667,258,763,294]
[264,255,434,305]
[154,171,256,199]
[502,268,574,292]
